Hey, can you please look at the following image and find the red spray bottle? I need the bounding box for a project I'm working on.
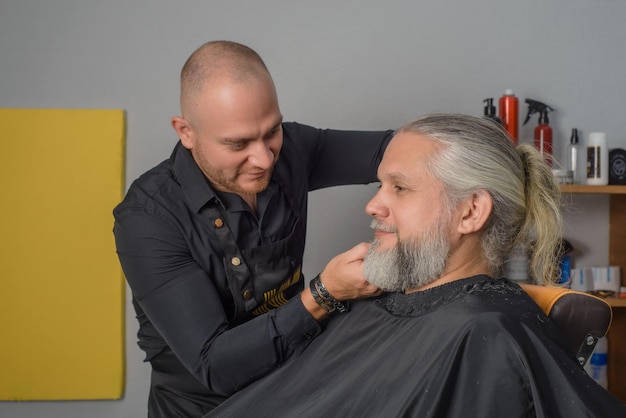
[524,99,554,166]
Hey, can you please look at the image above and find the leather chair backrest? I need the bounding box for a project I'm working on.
[520,283,612,366]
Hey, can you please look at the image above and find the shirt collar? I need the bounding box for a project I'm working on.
[171,141,218,212]
[171,141,280,214]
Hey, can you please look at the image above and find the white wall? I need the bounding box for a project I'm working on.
[1,1,624,416]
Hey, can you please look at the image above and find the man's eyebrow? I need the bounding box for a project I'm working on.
[266,118,283,135]
[221,137,250,144]
[221,118,283,144]
[385,172,415,184]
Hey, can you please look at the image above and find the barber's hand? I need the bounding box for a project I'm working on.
[319,242,381,301]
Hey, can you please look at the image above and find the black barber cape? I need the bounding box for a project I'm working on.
[206,276,626,417]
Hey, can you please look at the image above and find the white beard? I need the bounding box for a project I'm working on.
[363,216,450,292]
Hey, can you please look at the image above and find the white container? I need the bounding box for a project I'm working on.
[552,169,573,185]
[505,244,530,283]
[586,132,609,185]
[585,336,608,389]
[592,266,621,295]
[570,267,594,292]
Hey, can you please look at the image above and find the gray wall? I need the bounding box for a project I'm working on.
[1,1,624,417]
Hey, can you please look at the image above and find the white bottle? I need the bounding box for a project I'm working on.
[586,132,609,185]
[585,336,608,389]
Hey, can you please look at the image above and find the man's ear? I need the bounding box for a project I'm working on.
[457,189,493,234]
[171,116,194,149]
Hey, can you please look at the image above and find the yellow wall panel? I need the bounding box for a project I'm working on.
[0,109,125,400]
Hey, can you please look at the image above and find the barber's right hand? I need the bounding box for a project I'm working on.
[318,242,382,301]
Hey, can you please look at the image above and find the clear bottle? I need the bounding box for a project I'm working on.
[568,128,580,183]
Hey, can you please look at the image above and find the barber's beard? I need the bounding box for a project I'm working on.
[205,165,273,196]
[193,147,274,196]
[363,216,451,292]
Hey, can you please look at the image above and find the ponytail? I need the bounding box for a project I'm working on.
[516,145,563,285]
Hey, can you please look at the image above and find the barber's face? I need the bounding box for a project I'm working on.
[363,132,453,291]
[178,74,283,196]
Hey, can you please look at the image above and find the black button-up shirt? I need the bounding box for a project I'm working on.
[113,122,393,412]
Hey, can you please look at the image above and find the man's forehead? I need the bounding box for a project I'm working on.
[379,133,437,175]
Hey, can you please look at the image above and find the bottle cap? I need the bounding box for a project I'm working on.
[570,128,579,145]
[589,132,607,142]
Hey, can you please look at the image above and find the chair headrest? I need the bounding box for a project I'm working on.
[520,284,612,365]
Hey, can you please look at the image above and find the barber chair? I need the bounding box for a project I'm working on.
[520,284,612,366]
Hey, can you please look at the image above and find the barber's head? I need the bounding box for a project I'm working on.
[171,41,283,196]
[364,113,562,291]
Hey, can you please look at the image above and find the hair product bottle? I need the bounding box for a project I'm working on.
[523,99,554,166]
[498,89,519,143]
[609,148,626,185]
[586,132,609,185]
[483,98,503,125]
[534,110,553,165]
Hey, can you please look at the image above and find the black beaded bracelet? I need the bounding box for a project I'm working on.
[312,274,349,314]
[309,278,334,312]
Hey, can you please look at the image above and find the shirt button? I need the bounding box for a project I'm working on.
[242,289,252,300]
[214,218,224,228]
[231,257,241,266]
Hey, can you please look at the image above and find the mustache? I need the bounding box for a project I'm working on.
[370,219,397,233]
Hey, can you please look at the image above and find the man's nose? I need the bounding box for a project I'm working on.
[249,140,274,169]
[365,192,389,218]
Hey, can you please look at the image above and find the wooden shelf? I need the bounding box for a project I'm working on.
[560,184,626,194]
[560,185,626,402]
[606,298,626,308]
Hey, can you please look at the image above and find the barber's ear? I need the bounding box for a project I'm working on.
[457,190,492,234]
[171,116,195,149]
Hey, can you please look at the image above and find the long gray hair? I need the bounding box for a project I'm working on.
[397,113,563,285]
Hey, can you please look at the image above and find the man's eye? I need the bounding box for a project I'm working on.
[394,185,406,192]
[228,142,247,150]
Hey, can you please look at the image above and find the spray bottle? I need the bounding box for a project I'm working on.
[483,98,503,125]
[524,99,555,166]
